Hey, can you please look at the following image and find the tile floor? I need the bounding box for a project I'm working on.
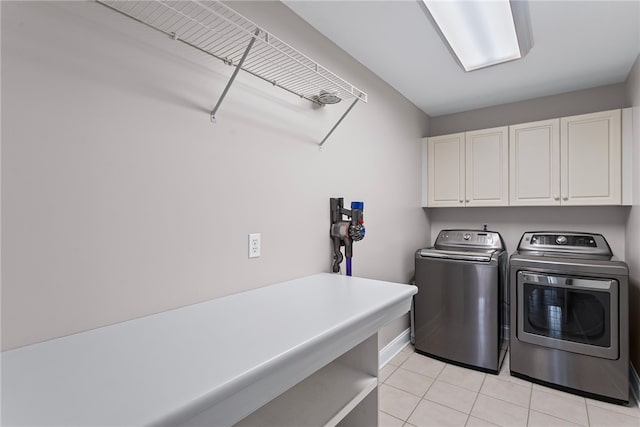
[378,345,640,427]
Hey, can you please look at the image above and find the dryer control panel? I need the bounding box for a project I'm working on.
[517,231,612,257]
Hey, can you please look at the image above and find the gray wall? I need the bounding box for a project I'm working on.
[428,206,628,261]
[625,54,640,373]
[429,83,628,136]
[1,1,430,350]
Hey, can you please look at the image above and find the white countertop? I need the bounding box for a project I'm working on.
[2,273,417,426]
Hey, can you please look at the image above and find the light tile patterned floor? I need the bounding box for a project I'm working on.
[379,345,640,427]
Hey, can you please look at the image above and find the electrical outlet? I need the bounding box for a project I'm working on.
[248,233,261,258]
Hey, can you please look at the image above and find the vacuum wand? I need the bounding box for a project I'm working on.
[330,198,365,276]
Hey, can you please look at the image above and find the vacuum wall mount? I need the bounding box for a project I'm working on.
[330,198,365,276]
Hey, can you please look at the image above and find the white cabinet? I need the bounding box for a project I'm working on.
[560,109,621,205]
[424,109,624,208]
[426,133,465,207]
[509,119,561,206]
[509,109,622,206]
[425,127,508,207]
[465,127,509,207]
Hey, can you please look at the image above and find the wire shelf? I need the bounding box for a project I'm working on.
[96,0,368,104]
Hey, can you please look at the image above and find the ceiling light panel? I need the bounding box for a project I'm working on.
[423,0,523,72]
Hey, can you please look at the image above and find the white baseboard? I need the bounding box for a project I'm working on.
[379,328,411,368]
[631,363,640,408]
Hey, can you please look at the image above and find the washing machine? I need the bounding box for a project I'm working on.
[413,229,508,373]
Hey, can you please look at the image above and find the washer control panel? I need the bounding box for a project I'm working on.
[435,230,504,250]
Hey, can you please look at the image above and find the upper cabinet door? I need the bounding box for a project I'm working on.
[427,133,465,207]
[465,126,509,207]
[509,119,560,206]
[560,109,621,206]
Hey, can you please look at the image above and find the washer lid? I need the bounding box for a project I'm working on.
[418,248,495,262]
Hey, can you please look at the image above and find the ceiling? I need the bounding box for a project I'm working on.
[282,1,640,117]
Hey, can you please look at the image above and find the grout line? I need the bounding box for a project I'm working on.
[469,396,510,427]
[401,391,422,424]
[531,389,589,426]
[466,374,487,426]
[381,382,417,396]
[378,409,405,425]
[378,382,421,423]
[381,378,428,399]
[466,412,501,427]
[436,372,486,394]
[584,401,640,424]
[584,395,591,427]
[478,385,532,410]
[525,396,532,425]
[530,409,585,427]
[420,380,434,399]
[402,350,438,424]
[380,363,400,384]
[526,367,534,426]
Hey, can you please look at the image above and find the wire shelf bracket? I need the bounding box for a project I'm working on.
[209,28,259,124]
[96,0,368,147]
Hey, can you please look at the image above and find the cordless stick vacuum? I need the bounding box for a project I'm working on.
[330,198,365,276]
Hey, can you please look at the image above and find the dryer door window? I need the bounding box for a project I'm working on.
[516,272,618,360]
[523,285,610,347]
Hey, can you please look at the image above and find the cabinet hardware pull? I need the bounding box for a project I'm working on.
[562,196,568,201]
